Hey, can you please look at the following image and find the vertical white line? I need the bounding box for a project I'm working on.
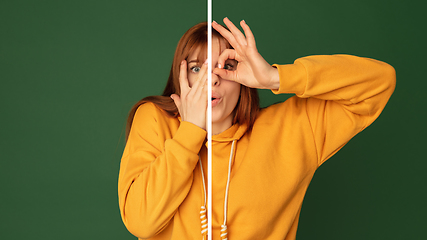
[207,0,212,239]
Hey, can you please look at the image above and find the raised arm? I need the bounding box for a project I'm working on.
[213,17,395,166]
[273,54,395,165]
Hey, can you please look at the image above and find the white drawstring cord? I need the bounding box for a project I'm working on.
[199,157,207,210]
[199,158,208,239]
[220,140,236,240]
[199,140,236,240]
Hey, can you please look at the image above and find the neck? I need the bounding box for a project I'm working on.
[212,119,233,135]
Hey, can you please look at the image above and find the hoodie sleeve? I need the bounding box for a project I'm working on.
[272,54,395,166]
[118,103,206,238]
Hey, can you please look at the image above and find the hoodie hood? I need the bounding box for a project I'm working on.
[178,115,247,143]
[212,123,248,143]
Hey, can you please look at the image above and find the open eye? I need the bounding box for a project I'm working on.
[190,66,201,73]
[223,64,232,70]
[223,59,237,71]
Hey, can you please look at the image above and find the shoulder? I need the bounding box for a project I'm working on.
[132,102,178,133]
[134,102,170,122]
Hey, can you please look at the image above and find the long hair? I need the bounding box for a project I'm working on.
[125,22,259,140]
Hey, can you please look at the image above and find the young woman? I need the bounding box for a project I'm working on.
[118,19,395,240]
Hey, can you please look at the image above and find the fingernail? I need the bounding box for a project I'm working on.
[170,95,174,100]
[212,20,217,25]
[181,60,185,65]
[242,19,246,24]
[204,59,208,64]
[218,63,222,69]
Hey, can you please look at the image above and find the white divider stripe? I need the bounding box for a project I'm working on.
[207,1,212,240]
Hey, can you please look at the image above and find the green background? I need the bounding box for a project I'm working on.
[1,0,425,239]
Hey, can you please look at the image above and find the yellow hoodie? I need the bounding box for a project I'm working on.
[118,55,395,240]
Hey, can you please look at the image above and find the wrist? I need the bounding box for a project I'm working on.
[183,119,206,131]
[269,66,280,90]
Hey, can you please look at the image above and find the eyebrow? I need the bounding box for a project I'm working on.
[188,59,199,64]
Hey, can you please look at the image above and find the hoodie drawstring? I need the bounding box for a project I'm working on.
[199,157,208,239]
[220,139,236,240]
[199,139,236,240]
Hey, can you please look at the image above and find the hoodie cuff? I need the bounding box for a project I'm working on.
[271,63,307,96]
[173,121,207,154]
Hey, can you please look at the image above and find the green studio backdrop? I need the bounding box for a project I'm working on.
[0,1,206,239]
[1,0,426,239]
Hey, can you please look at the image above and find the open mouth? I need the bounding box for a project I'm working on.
[211,92,221,107]
[211,97,221,107]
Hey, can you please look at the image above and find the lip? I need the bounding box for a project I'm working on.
[211,91,222,107]
[211,97,222,107]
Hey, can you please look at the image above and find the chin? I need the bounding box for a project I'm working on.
[211,117,221,124]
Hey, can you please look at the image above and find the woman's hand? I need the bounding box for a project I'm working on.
[171,60,208,130]
[212,18,280,90]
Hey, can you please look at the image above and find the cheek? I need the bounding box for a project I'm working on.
[227,82,241,106]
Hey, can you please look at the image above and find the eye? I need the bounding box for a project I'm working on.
[190,66,201,73]
[223,64,233,70]
[223,60,237,71]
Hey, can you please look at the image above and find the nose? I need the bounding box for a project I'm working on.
[212,72,220,86]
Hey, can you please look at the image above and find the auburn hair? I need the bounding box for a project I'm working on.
[125,22,259,140]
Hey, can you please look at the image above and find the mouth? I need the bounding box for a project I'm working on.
[211,96,221,107]
[211,91,222,107]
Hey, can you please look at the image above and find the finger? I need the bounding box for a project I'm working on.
[212,20,239,49]
[223,17,248,46]
[216,49,237,69]
[179,60,190,95]
[191,60,208,99]
[240,20,256,48]
[197,59,209,81]
[213,68,237,82]
[188,59,207,90]
[194,75,208,102]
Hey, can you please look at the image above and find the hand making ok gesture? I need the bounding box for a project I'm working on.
[212,18,280,90]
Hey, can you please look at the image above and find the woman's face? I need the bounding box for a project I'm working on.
[186,37,241,134]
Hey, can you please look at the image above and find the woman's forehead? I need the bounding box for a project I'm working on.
[187,37,230,61]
